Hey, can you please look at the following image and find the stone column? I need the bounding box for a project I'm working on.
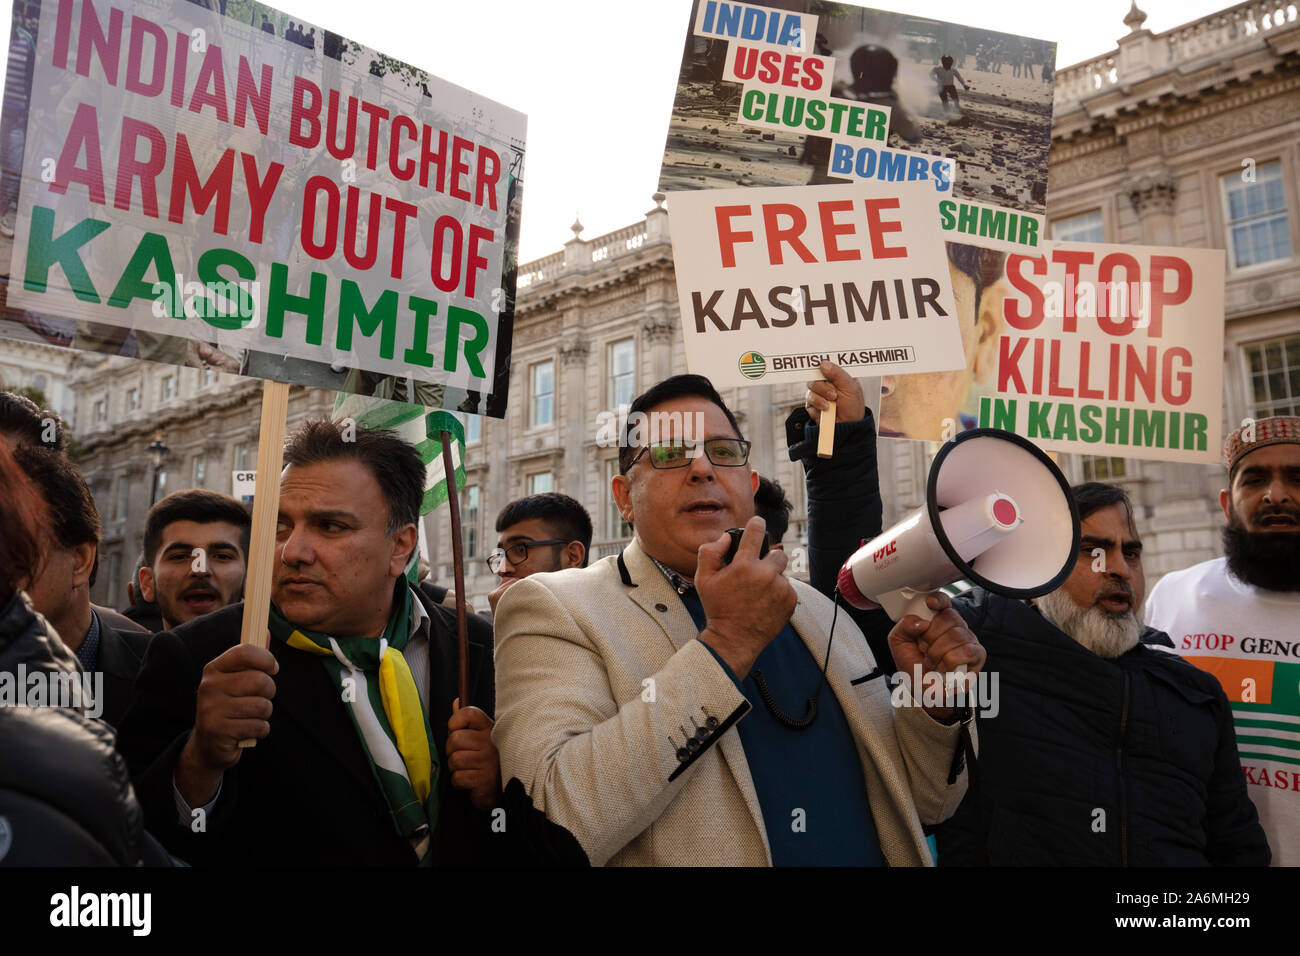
[642,311,676,384]
[1124,168,1178,246]
[559,335,590,495]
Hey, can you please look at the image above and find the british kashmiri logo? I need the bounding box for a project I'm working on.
[738,351,766,379]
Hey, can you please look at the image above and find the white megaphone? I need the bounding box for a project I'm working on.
[837,428,1080,622]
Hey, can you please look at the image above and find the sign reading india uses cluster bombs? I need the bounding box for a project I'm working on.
[658,0,1058,398]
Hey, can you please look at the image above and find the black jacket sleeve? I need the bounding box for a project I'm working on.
[786,406,896,670]
[116,622,242,865]
[1206,693,1271,866]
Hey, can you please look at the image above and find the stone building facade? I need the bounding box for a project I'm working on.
[5,0,1296,613]
[65,355,333,609]
[431,0,1300,604]
[1040,0,1300,578]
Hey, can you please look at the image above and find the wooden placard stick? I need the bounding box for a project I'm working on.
[440,433,470,706]
[816,400,836,458]
[237,379,290,749]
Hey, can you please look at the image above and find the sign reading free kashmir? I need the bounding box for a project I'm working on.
[1,0,525,417]
[877,240,1227,464]
[669,179,965,387]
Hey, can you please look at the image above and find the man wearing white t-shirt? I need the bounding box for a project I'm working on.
[1146,415,1300,866]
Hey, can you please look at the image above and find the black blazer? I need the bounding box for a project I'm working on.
[116,591,498,866]
[96,622,153,729]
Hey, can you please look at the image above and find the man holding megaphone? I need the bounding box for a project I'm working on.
[794,362,1269,866]
[493,374,982,866]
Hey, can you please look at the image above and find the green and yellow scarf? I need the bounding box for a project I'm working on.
[268,582,438,864]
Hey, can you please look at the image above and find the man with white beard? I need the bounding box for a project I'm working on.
[934,482,1269,866]
[1146,416,1300,866]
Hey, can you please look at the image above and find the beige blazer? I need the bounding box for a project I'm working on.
[493,539,971,866]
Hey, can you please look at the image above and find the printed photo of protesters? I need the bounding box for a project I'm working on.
[659,0,1057,215]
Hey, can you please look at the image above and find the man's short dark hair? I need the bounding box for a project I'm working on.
[618,374,744,474]
[495,493,593,567]
[754,476,793,545]
[0,390,65,450]
[144,489,252,566]
[0,444,45,600]
[1071,482,1136,530]
[14,445,101,586]
[283,419,425,532]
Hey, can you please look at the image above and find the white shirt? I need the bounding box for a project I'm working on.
[1146,557,1300,866]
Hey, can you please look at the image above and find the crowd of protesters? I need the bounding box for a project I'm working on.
[0,376,1294,867]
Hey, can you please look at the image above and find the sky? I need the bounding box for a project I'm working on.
[3,0,1240,262]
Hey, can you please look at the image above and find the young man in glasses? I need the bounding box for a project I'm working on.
[491,373,981,866]
[487,493,593,615]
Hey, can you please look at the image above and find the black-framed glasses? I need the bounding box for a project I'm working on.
[486,539,568,573]
[628,438,752,470]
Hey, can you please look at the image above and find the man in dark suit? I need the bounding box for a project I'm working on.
[14,446,153,728]
[118,420,572,865]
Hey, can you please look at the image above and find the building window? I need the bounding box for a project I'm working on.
[1244,335,1300,418]
[1051,210,1104,243]
[1081,456,1127,481]
[528,472,553,495]
[464,486,480,557]
[609,338,636,409]
[31,373,46,392]
[161,375,175,401]
[193,456,207,487]
[156,470,168,497]
[530,361,554,427]
[127,386,140,410]
[1223,161,1293,268]
[93,398,107,423]
[115,476,130,521]
[607,460,632,540]
[464,413,481,445]
[235,443,250,471]
[201,368,215,387]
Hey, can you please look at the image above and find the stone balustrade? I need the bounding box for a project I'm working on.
[1054,1,1298,112]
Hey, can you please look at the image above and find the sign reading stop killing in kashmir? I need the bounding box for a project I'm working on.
[669,180,965,387]
[877,240,1226,464]
[1,0,525,417]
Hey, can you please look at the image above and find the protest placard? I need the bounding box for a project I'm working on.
[877,239,1226,465]
[669,179,965,388]
[0,0,526,417]
[660,0,1056,216]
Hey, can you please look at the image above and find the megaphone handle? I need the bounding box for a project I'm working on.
[883,588,969,694]
[878,587,937,622]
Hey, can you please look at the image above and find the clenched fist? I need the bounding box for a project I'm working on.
[176,640,278,807]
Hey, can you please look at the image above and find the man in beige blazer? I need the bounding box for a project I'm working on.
[493,375,982,866]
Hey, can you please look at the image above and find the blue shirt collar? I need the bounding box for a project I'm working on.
[76,608,101,671]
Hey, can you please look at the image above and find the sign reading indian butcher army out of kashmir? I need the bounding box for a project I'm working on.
[1,0,525,416]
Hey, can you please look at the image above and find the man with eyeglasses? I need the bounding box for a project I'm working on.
[487,493,593,615]
[492,374,982,866]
